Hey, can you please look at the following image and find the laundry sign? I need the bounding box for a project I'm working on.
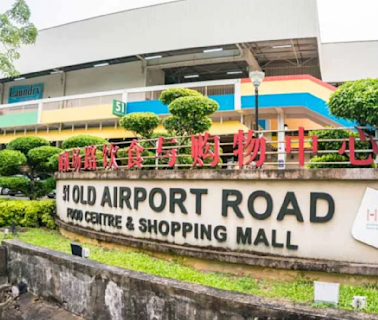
[8,84,44,104]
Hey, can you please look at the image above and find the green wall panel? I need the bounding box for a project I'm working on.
[0,111,39,128]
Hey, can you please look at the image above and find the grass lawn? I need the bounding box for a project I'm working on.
[7,228,378,314]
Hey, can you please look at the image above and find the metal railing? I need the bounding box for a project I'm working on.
[0,79,240,128]
[58,127,378,172]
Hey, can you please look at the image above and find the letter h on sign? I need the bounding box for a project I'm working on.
[367,209,378,222]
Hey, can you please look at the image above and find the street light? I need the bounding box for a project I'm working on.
[249,70,265,131]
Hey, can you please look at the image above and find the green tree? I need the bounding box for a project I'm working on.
[329,78,378,127]
[160,88,219,137]
[0,0,38,77]
[0,137,61,199]
[119,112,161,139]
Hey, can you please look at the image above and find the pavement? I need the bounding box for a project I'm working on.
[1,293,84,320]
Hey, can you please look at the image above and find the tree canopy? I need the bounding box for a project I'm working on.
[119,112,161,139]
[329,78,378,127]
[0,137,61,199]
[0,0,38,77]
[161,88,219,137]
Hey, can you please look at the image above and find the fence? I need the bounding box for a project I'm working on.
[58,126,378,172]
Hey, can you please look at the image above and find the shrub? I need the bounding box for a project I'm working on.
[308,128,376,169]
[119,112,161,139]
[0,150,27,176]
[159,87,202,105]
[307,154,352,169]
[159,88,219,137]
[62,135,108,150]
[0,200,56,229]
[7,136,50,155]
[27,146,62,170]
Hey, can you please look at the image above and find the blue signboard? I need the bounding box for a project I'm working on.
[8,84,44,104]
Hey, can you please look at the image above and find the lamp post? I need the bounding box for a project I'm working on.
[249,71,265,131]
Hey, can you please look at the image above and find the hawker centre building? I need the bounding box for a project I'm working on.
[0,0,377,150]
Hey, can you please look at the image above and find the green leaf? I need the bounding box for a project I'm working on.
[119,112,161,139]
[61,135,108,150]
[0,149,27,175]
[329,78,378,127]
[7,136,50,156]
[0,0,37,76]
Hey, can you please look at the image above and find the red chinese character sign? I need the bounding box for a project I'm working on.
[157,137,177,167]
[127,140,144,169]
[233,130,266,168]
[84,146,97,171]
[58,151,70,172]
[102,143,119,170]
[191,133,220,167]
[56,126,378,172]
[285,127,318,167]
[339,127,378,166]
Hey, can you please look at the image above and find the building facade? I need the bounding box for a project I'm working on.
[0,0,377,146]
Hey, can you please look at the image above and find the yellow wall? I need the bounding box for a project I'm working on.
[41,104,118,124]
[270,118,322,131]
[241,79,333,101]
[0,121,248,144]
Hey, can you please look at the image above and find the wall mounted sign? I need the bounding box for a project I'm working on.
[352,187,378,249]
[112,99,127,117]
[56,178,378,264]
[8,84,44,104]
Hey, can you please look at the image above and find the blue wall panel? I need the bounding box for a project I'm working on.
[126,94,235,114]
[241,93,353,127]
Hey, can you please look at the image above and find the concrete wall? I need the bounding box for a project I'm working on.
[0,61,166,103]
[56,169,378,265]
[65,61,146,96]
[3,240,374,320]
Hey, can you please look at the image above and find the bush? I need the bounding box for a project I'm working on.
[307,154,376,169]
[7,136,50,155]
[159,87,203,105]
[0,150,27,175]
[0,200,56,229]
[119,112,161,139]
[27,146,62,171]
[62,135,108,150]
[308,128,375,168]
[307,154,352,169]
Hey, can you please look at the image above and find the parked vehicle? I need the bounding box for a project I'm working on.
[0,187,10,196]
[47,190,56,199]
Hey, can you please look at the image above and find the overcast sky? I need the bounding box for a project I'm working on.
[0,0,377,43]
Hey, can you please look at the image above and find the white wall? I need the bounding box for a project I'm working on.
[0,61,158,102]
[1,73,64,104]
[320,41,378,82]
[65,61,145,96]
[9,0,318,76]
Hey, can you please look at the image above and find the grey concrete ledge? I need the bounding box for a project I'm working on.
[3,239,378,320]
[57,219,378,277]
[56,168,378,181]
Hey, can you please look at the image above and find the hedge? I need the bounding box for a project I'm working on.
[62,135,108,150]
[0,200,56,229]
